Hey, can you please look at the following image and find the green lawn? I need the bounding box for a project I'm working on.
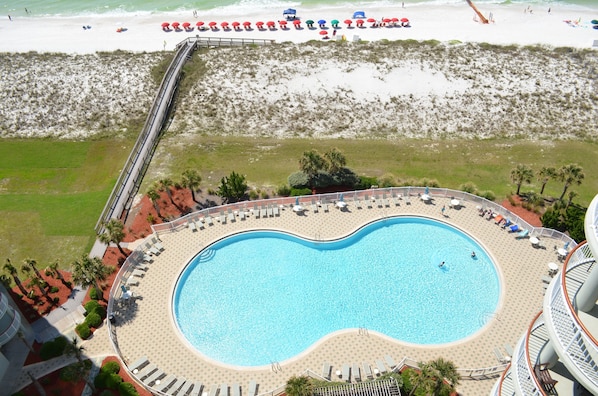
[146,135,598,206]
[0,139,132,269]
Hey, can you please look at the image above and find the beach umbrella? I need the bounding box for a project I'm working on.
[367,18,376,23]
[391,17,399,22]
[208,21,217,27]
[182,22,191,28]
[401,17,409,23]
[318,19,326,25]
[232,21,240,27]
[293,19,301,26]
[331,19,339,25]
[319,30,328,35]
[356,19,364,26]
[243,21,251,26]
[344,19,352,26]
[382,18,391,23]
[256,21,264,27]
[172,22,180,27]
[592,19,598,24]
[306,19,314,25]
[221,21,229,27]
[161,22,170,28]
[196,21,204,27]
[267,21,276,26]
[279,20,287,26]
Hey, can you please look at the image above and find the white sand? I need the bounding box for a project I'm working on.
[0,3,597,54]
[0,3,597,140]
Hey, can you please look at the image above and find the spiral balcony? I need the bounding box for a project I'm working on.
[0,291,21,347]
[491,194,598,396]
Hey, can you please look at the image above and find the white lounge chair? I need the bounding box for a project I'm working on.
[364,195,372,208]
[155,374,177,392]
[376,360,387,374]
[260,205,267,217]
[151,237,165,251]
[143,368,164,386]
[494,348,509,363]
[504,344,514,357]
[176,381,193,396]
[135,363,157,380]
[273,205,280,216]
[342,365,351,382]
[322,362,331,379]
[228,209,235,222]
[188,219,197,231]
[125,277,139,287]
[131,269,145,278]
[267,205,273,217]
[231,383,241,396]
[145,243,159,256]
[197,218,205,229]
[253,204,260,218]
[205,215,213,226]
[323,202,329,212]
[239,210,245,220]
[165,377,187,395]
[128,356,149,372]
[384,355,397,370]
[208,384,219,396]
[363,362,373,378]
[354,199,362,209]
[189,381,203,396]
[352,364,361,382]
[248,381,257,396]
[220,384,229,396]
[219,211,227,224]
[311,203,318,213]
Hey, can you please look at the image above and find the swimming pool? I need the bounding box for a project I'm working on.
[173,216,500,367]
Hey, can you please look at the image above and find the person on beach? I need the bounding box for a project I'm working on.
[8,15,11,21]
[333,29,336,36]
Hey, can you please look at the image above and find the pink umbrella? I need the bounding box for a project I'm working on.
[401,17,409,23]
[221,21,229,28]
[356,19,364,27]
[243,21,252,29]
[266,21,276,27]
[172,22,180,27]
[382,18,391,23]
[367,18,376,23]
[256,21,265,30]
[208,21,217,27]
[279,20,287,27]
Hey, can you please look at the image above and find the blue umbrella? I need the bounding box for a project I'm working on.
[425,186,429,195]
[339,193,344,202]
[318,19,326,25]
[295,197,299,205]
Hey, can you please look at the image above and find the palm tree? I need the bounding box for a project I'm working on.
[181,169,202,203]
[3,258,29,296]
[566,190,578,208]
[26,372,47,396]
[64,337,95,392]
[537,166,556,195]
[408,362,435,396]
[17,330,35,353]
[324,148,347,174]
[429,357,460,395]
[71,255,113,301]
[146,187,162,218]
[99,218,128,257]
[557,163,584,201]
[23,258,43,280]
[299,150,325,189]
[285,375,312,396]
[510,164,534,195]
[47,260,71,289]
[159,177,176,205]
[25,272,54,305]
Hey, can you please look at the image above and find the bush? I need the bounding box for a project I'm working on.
[356,175,378,190]
[106,373,124,390]
[60,363,83,382]
[99,390,116,396]
[49,286,60,293]
[248,190,259,200]
[290,188,312,196]
[276,185,292,197]
[118,381,140,396]
[84,300,100,313]
[459,182,478,194]
[288,171,309,189]
[85,312,103,328]
[478,190,496,201]
[89,287,101,300]
[92,304,107,320]
[76,323,92,339]
[101,361,121,375]
[39,336,67,360]
[95,372,109,389]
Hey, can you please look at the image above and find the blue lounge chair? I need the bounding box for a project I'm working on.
[501,218,512,229]
[509,224,520,233]
[516,229,529,239]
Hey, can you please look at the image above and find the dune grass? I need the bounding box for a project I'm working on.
[145,135,598,206]
[0,139,132,269]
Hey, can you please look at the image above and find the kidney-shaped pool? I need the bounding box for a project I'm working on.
[173,216,500,367]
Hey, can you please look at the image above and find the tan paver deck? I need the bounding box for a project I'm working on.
[112,195,564,395]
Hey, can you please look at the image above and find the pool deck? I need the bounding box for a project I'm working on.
[113,195,564,395]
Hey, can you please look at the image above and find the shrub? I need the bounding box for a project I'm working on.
[478,190,496,201]
[288,171,309,189]
[53,297,60,304]
[260,191,270,199]
[99,390,116,396]
[146,214,155,224]
[276,185,291,197]
[459,182,478,194]
[60,363,84,382]
[49,286,60,293]
[76,323,92,339]
[39,336,67,360]
[356,176,378,190]
[378,173,397,188]
[85,300,100,314]
[290,188,312,196]
[95,372,109,389]
[89,287,101,300]
[119,381,140,396]
[92,305,107,320]
[101,361,121,375]
[85,312,103,328]
[106,373,124,389]
[248,190,259,200]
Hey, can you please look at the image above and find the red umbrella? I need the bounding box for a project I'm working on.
[293,19,301,26]
[401,18,409,23]
[196,21,204,27]
[367,18,376,23]
[382,18,391,23]
[266,21,276,26]
[172,22,180,27]
[208,21,217,27]
[221,21,229,27]
[279,20,287,26]
[344,19,352,25]
[161,22,170,28]
[319,30,328,35]
[232,21,240,27]
[391,17,399,22]
[182,22,191,28]
[356,19,364,26]
[243,21,251,26]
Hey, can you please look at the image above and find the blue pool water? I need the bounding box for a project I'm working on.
[173,216,500,367]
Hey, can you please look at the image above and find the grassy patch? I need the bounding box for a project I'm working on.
[145,136,598,206]
[0,139,132,268]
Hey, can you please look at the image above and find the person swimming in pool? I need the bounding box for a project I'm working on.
[439,261,445,268]
[471,251,476,258]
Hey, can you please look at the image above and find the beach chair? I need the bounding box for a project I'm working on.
[126,277,139,287]
[392,193,401,206]
[145,243,160,256]
[219,211,227,224]
[151,237,164,251]
[352,364,361,382]
[205,215,214,226]
[382,193,390,207]
[508,224,520,233]
[142,367,165,386]
[342,364,351,382]
[135,363,157,380]
[188,219,197,231]
[384,355,397,370]
[128,356,149,373]
[248,381,258,396]
[176,381,193,396]
[239,210,245,220]
[231,383,241,396]
[189,382,203,396]
[260,205,267,218]
[266,205,273,217]
[142,253,153,263]
[273,205,280,216]
[501,218,512,229]
[220,384,229,396]
[323,201,329,212]
[207,385,219,396]
[165,377,187,395]
[322,362,331,379]
[155,374,177,392]
[405,195,411,204]
[354,198,362,209]
[494,348,509,364]
[504,344,514,357]
[516,229,529,239]
[196,218,205,230]
[493,214,504,225]
[253,204,260,218]
[375,360,387,374]
[375,195,383,208]
[228,208,235,222]
[364,195,372,208]
[131,269,145,278]
[363,362,373,378]
[311,199,319,213]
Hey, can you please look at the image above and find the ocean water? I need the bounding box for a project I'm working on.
[1,0,596,18]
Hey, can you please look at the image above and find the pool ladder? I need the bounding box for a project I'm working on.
[271,361,282,373]
[358,327,369,336]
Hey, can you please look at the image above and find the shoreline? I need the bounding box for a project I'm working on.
[1,3,597,54]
